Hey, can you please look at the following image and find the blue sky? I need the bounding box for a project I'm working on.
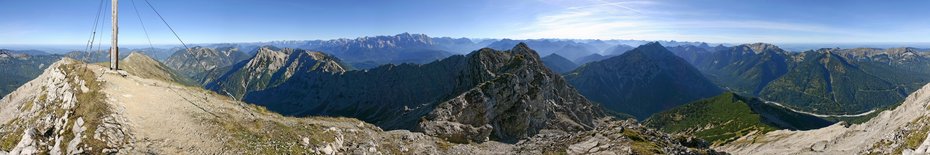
[1,0,928,45]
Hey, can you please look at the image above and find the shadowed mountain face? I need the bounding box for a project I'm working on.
[677,43,930,115]
[0,50,62,98]
[209,43,607,143]
[758,49,918,114]
[687,43,791,95]
[541,53,578,73]
[605,44,634,56]
[574,53,611,65]
[565,42,723,120]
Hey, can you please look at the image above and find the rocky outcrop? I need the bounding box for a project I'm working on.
[419,44,605,143]
[0,58,131,154]
[718,83,930,154]
[512,119,724,154]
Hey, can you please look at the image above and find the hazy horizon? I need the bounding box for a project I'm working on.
[2,0,929,45]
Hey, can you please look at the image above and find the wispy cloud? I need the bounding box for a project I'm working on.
[516,0,870,43]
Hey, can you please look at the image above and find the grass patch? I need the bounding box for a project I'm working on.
[212,117,334,154]
[645,92,778,145]
[0,127,24,151]
[622,129,662,154]
[894,119,930,154]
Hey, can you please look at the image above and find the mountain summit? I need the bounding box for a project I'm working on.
[541,53,578,73]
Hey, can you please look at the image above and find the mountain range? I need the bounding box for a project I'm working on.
[565,42,724,119]
[210,43,607,143]
[164,46,250,81]
[0,50,62,98]
[3,31,930,154]
[11,56,723,154]
[674,43,930,115]
[203,46,348,100]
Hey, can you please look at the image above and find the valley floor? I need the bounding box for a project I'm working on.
[763,101,877,118]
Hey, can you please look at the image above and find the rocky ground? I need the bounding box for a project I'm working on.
[0,57,721,154]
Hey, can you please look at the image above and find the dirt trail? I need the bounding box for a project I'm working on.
[100,68,227,154]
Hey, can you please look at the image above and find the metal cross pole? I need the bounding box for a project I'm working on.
[110,0,119,70]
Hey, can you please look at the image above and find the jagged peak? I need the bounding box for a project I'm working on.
[299,50,337,61]
[742,43,784,53]
[464,43,546,73]
[513,42,531,50]
[257,45,283,51]
[642,41,663,47]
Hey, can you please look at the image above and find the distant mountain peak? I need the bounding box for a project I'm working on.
[541,53,579,73]
[643,41,663,47]
[625,41,676,58]
[0,50,10,58]
[743,43,784,53]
